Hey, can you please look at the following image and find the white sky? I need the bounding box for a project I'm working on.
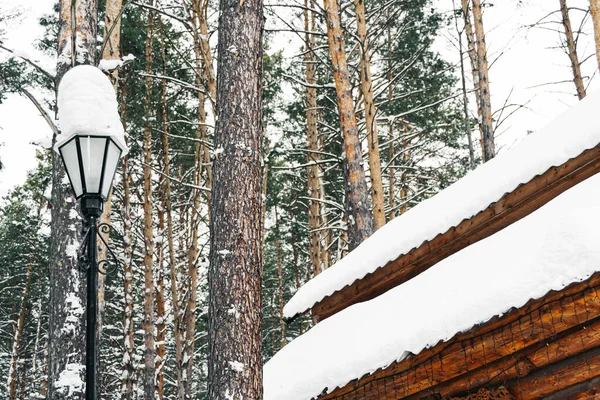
[0,0,54,197]
[1,0,599,197]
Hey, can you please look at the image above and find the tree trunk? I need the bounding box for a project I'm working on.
[453,0,476,169]
[97,0,122,375]
[176,166,189,398]
[560,0,587,99]
[191,0,217,109]
[29,298,43,397]
[304,0,323,277]
[471,0,495,161]
[322,0,374,250]
[49,0,98,397]
[155,190,166,399]
[386,10,397,221]
[183,79,206,400]
[141,3,156,398]
[157,20,184,399]
[119,82,136,400]
[208,0,264,395]
[461,0,485,159]
[388,122,396,220]
[590,0,600,71]
[39,342,48,398]
[274,207,286,349]
[355,0,385,229]
[18,346,29,400]
[7,263,33,400]
[191,0,214,188]
[288,210,300,289]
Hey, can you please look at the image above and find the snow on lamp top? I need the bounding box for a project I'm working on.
[54,65,127,154]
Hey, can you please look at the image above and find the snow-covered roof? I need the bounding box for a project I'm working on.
[55,65,127,153]
[265,171,600,400]
[284,91,600,319]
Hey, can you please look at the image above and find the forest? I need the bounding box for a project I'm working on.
[0,0,598,399]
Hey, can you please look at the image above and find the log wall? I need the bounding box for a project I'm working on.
[321,272,600,399]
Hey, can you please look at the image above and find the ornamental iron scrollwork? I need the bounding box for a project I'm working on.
[77,222,122,275]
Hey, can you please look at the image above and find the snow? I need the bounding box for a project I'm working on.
[54,363,84,396]
[11,48,32,60]
[98,54,135,71]
[54,65,127,154]
[265,171,600,400]
[229,360,245,373]
[284,91,600,319]
[65,239,79,261]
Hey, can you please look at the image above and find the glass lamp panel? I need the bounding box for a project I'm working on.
[79,136,107,194]
[101,140,122,199]
[59,138,83,197]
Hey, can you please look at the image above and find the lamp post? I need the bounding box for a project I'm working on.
[58,134,124,399]
[57,134,125,399]
[54,65,128,399]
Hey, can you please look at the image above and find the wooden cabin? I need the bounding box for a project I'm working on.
[264,92,600,400]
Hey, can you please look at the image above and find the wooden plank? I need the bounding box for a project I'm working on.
[313,145,600,322]
[320,273,600,399]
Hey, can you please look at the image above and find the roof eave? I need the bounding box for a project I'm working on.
[310,143,600,322]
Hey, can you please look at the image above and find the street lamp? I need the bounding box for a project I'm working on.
[55,65,128,400]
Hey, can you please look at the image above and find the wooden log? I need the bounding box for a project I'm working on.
[313,145,600,322]
[415,314,600,398]
[542,376,600,400]
[506,346,600,399]
[321,272,600,399]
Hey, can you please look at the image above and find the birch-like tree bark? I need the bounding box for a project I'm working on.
[560,0,587,99]
[208,0,264,394]
[48,0,98,397]
[323,0,374,250]
[471,0,495,161]
[461,0,482,150]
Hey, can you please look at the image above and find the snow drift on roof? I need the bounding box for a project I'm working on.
[55,65,127,153]
[265,171,600,400]
[283,91,600,319]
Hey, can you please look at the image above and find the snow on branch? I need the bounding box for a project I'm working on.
[21,89,59,137]
[99,54,135,71]
[0,43,55,81]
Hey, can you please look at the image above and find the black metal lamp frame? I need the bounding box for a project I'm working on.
[59,135,123,203]
[76,218,120,400]
[58,135,123,400]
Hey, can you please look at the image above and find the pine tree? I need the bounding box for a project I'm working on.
[208,0,264,395]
